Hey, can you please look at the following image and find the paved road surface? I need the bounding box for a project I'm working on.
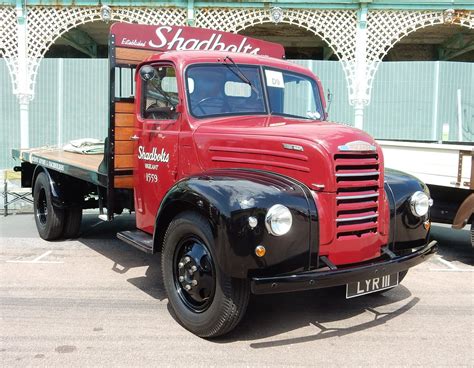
[1,213,473,367]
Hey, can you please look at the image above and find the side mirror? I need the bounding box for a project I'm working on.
[327,89,333,104]
[326,89,333,117]
[139,65,157,81]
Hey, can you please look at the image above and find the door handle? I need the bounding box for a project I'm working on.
[130,135,139,141]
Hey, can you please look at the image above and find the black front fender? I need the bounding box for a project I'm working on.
[384,168,431,251]
[154,169,318,278]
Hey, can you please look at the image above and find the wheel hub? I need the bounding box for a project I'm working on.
[175,237,215,312]
[36,189,48,225]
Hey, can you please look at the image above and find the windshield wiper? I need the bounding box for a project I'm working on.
[223,56,260,96]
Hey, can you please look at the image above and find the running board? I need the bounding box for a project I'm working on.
[117,230,154,254]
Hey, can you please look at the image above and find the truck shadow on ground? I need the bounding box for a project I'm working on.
[220,287,418,346]
[78,213,167,301]
[78,213,419,345]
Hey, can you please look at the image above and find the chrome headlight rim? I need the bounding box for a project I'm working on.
[409,191,432,217]
[265,204,293,236]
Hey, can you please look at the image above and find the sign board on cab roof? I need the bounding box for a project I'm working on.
[110,23,285,59]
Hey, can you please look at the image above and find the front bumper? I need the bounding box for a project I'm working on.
[251,240,437,295]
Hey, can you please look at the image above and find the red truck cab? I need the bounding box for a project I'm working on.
[135,50,391,266]
[13,24,437,337]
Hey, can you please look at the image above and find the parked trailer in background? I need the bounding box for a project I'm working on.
[379,140,473,246]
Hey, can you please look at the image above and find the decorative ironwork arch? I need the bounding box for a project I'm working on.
[195,8,358,63]
[364,10,474,102]
[0,7,19,92]
[367,10,473,63]
[27,7,187,61]
[3,6,187,97]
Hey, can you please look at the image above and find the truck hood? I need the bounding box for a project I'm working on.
[192,115,384,192]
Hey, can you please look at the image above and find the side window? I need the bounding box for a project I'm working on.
[265,68,323,120]
[140,65,178,120]
[283,78,318,118]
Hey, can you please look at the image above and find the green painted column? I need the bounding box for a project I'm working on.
[353,3,368,130]
[187,0,194,26]
[16,0,31,148]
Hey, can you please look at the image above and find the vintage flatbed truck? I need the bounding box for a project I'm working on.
[12,23,437,337]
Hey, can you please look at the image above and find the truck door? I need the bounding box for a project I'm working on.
[134,63,180,234]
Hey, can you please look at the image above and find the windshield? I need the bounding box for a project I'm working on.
[185,64,324,120]
[265,68,323,120]
[186,64,266,118]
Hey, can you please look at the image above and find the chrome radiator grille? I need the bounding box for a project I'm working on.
[334,153,381,238]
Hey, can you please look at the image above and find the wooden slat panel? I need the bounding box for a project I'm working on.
[36,150,102,172]
[115,102,134,113]
[114,154,134,169]
[115,140,134,155]
[115,113,134,127]
[116,47,155,65]
[114,175,134,189]
[115,127,134,141]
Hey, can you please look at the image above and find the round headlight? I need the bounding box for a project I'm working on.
[409,191,431,217]
[265,204,292,236]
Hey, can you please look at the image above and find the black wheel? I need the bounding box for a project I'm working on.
[162,211,250,338]
[63,207,82,239]
[33,172,65,240]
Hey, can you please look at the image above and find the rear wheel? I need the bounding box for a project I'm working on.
[63,207,82,239]
[161,211,249,337]
[33,172,65,240]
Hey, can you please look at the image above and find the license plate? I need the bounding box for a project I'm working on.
[346,273,399,299]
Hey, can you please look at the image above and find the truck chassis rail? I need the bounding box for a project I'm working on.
[12,148,107,187]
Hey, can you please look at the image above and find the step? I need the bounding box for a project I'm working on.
[117,230,154,254]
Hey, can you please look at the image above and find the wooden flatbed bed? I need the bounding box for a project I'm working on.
[12,148,107,187]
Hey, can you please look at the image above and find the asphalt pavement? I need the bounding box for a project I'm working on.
[1,213,473,367]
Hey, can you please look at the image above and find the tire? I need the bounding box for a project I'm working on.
[33,172,65,240]
[63,207,82,239]
[470,219,473,248]
[161,211,250,338]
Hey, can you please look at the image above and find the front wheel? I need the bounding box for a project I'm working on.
[161,212,249,338]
